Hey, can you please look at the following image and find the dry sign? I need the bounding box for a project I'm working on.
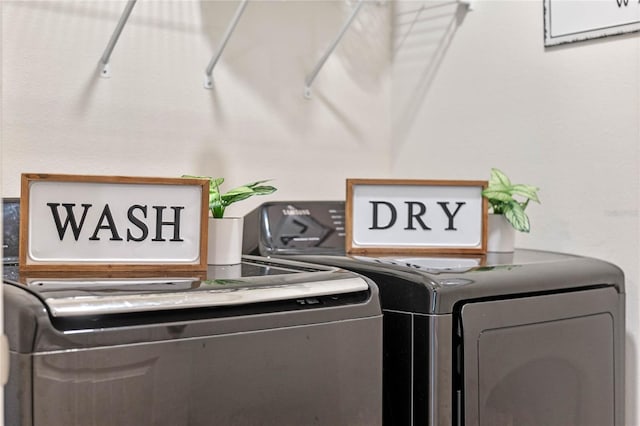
[20,174,209,272]
[346,179,488,255]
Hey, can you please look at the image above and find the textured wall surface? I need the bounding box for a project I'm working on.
[392,2,639,424]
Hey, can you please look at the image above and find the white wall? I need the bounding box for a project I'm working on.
[392,1,639,424]
[2,0,639,424]
[2,4,390,426]
[1,0,391,216]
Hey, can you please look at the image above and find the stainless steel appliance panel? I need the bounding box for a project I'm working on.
[460,286,623,426]
[30,317,380,426]
[4,264,382,426]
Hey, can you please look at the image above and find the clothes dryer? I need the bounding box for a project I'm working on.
[244,201,625,426]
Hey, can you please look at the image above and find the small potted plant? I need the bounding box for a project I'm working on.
[481,168,540,252]
[184,176,277,264]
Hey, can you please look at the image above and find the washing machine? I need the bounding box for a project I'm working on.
[244,201,626,426]
[2,198,382,426]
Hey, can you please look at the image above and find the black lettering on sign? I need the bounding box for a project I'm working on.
[89,204,123,241]
[404,201,431,231]
[47,202,187,243]
[47,203,92,241]
[368,201,397,230]
[152,206,184,242]
[127,205,149,242]
[437,201,466,231]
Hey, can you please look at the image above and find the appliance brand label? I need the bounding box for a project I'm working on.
[282,208,311,216]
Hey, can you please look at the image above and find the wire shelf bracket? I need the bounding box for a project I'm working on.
[304,0,364,99]
[204,0,249,89]
[99,0,137,78]
[458,0,475,10]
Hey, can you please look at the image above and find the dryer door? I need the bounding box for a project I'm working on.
[459,286,623,426]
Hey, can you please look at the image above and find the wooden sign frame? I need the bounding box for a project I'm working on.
[346,179,488,255]
[20,174,209,272]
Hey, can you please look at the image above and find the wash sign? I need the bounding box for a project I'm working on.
[345,179,488,255]
[20,174,209,272]
[545,0,640,46]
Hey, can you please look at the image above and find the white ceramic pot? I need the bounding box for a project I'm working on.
[207,217,244,265]
[487,214,515,253]
[207,263,242,280]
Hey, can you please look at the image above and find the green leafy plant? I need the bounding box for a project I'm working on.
[481,168,540,233]
[184,176,277,218]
